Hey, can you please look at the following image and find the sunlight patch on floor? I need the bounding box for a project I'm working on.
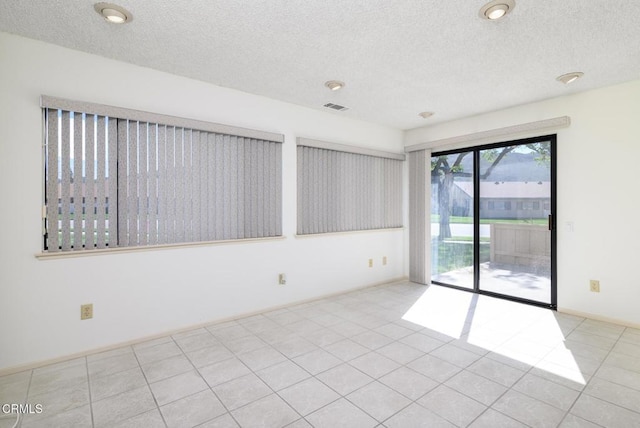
[402,285,586,385]
[401,285,474,339]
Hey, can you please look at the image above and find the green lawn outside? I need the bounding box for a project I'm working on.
[430,215,546,225]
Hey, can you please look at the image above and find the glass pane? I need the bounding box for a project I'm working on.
[431,151,474,289]
[478,142,552,303]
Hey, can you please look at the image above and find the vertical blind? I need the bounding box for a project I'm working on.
[45,110,119,251]
[408,149,430,284]
[297,138,404,235]
[42,96,283,252]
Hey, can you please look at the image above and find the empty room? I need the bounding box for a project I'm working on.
[1,1,640,427]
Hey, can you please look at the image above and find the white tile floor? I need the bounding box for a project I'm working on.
[2,281,640,427]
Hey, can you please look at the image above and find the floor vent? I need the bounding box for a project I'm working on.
[323,103,349,111]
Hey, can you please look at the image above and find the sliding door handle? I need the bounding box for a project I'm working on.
[548,214,553,231]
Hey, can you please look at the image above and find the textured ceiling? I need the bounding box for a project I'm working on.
[1,0,639,130]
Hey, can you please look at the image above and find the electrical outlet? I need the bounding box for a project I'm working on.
[382,256,387,265]
[589,280,600,293]
[80,303,93,320]
[278,273,287,285]
[368,259,373,268]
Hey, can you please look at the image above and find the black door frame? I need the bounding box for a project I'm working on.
[431,134,557,310]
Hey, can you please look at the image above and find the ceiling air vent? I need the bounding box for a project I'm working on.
[323,103,349,111]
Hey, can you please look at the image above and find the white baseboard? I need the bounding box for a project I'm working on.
[0,276,409,376]
[557,307,640,330]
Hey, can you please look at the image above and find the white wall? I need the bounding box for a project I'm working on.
[0,32,406,371]
[406,79,640,326]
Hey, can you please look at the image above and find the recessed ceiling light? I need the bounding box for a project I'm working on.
[418,112,434,119]
[556,72,584,84]
[479,0,515,20]
[94,3,133,24]
[325,80,345,91]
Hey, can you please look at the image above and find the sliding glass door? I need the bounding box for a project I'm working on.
[431,151,475,289]
[431,136,556,308]
[478,142,553,303]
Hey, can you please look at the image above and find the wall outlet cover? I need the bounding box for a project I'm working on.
[81,303,93,320]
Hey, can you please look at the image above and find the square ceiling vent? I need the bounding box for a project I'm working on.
[323,103,349,111]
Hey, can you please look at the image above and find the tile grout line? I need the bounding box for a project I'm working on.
[565,323,637,419]
[487,311,582,427]
[130,341,168,428]
[205,323,306,427]
[543,316,615,427]
[172,331,245,427]
[17,369,35,428]
[84,356,95,428]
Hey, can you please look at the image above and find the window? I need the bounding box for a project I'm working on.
[518,201,540,210]
[296,138,404,234]
[42,96,283,253]
[488,200,511,210]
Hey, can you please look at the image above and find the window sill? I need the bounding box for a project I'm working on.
[295,227,404,239]
[36,236,286,260]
